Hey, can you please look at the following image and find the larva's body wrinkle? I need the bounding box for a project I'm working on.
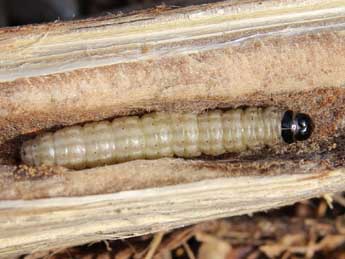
[21,107,313,169]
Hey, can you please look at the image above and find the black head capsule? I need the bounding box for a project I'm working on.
[281,110,314,144]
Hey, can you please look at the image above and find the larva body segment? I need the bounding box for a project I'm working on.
[21,107,313,169]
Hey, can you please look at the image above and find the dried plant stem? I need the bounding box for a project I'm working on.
[0,0,345,257]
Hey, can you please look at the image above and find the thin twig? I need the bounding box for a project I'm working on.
[144,232,165,259]
[182,242,196,259]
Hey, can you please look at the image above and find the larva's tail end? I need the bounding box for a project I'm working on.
[20,141,35,166]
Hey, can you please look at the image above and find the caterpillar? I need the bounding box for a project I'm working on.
[21,107,313,169]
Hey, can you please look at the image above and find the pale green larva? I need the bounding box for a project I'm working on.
[20,107,313,169]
